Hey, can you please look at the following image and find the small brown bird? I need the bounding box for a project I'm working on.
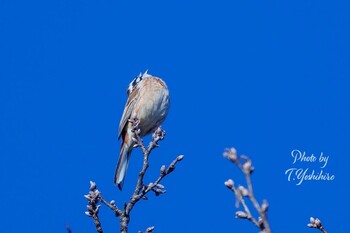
[114,71,170,190]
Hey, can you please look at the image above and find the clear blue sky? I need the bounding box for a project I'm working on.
[1,0,349,233]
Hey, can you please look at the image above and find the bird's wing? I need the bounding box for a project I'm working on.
[118,89,139,139]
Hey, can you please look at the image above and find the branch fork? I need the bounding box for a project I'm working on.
[85,119,183,233]
[224,148,271,233]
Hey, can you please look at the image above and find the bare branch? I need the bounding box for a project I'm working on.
[138,226,155,233]
[85,119,183,233]
[122,124,184,232]
[84,181,104,233]
[225,180,260,227]
[224,148,271,233]
[308,217,328,233]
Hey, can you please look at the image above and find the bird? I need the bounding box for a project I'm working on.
[114,70,170,190]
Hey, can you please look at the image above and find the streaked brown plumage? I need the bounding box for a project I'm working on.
[114,71,170,190]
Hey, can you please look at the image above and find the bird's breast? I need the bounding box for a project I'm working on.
[132,82,170,136]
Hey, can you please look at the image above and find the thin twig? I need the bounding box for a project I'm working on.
[308,217,328,233]
[84,181,104,233]
[118,123,183,233]
[85,119,184,233]
[138,226,155,233]
[223,148,271,233]
[225,181,260,227]
[138,155,183,198]
[99,196,122,216]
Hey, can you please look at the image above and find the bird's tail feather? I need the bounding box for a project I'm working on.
[114,143,131,190]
